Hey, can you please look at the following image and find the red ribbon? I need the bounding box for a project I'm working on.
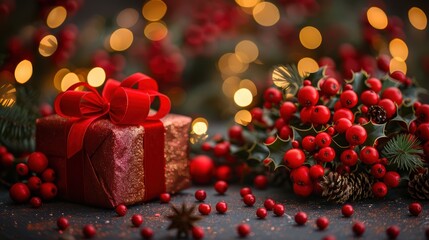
[54,73,171,159]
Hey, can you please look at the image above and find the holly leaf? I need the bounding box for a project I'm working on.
[266,137,293,169]
[400,85,418,102]
[247,142,270,167]
[380,75,400,92]
[306,67,326,87]
[389,103,416,131]
[362,121,388,147]
[272,65,302,96]
[345,71,369,97]
[292,125,319,142]
[332,133,349,148]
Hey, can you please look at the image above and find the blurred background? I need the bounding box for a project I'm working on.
[0,0,428,152]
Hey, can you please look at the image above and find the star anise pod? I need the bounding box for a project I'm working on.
[166,203,202,238]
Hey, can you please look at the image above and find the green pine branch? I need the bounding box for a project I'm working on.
[382,134,424,173]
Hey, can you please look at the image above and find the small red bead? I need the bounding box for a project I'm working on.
[352,222,365,236]
[201,142,212,151]
[386,225,400,239]
[240,187,252,198]
[273,204,285,217]
[16,163,29,176]
[141,227,154,239]
[160,193,171,203]
[27,176,42,192]
[40,182,57,200]
[41,168,56,182]
[115,204,127,216]
[57,217,69,230]
[30,196,42,208]
[264,198,276,211]
[322,235,336,240]
[198,203,211,215]
[341,204,354,217]
[243,194,256,207]
[192,226,204,240]
[295,212,308,225]
[237,224,251,238]
[214,180,228,194]
[82,224,96,238]
[1,153,14,167]
[9,183,30,203]
[216,201,228,214]
[27,152,48,174]
[253,175,268,190]
[131,214,143,227]
[195,190,207,201]
[409,202,422,216]
[316,217,329,230]
[256,208,267,219]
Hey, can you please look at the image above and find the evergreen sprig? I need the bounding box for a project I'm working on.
[382,134,424,173]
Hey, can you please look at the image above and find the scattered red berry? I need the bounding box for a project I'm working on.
[192,226,204,240]
[41,168,56,182]
[264,198,275,210]
[409,202,422,216]
[372,182,388,198]
[383,171,400,188]
[293,183,313,197]
[131,214,143,227]
[215,165,232,181]
[256,208,267,219]
[216,201,228,214]
[240,187,252,198]
[82,224,96,238]
[273,204,285,217]
[341,204,354,217]
[141,227,154,239]
[9,183,30,203]
[352,222,365,236]
[294,212,308,225]
[214,180,228,194]
[27,176,42,192]
[237,224,251,238]
[16,163,29,176]
[30,196,42,208]
[316,217,329,230]
[57,217,69,230]
[195,190,207,201]
[243,194,256,207]
[198,203,211,215]
[386,225,400,239]
[321,235,337,240]
[160,193,171,203]
[253,175,268,189]
[189,155,214,184]
[115,204,127,216]
[27,152,48,174]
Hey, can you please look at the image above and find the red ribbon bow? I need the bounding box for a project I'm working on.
[54,73,171,158]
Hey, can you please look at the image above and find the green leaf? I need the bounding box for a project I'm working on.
[332,133,349,148]
[306,67,326,87]
[362,121,387,147]
[266,137,293,169]
[380,75,400,92]
[390,103,416,130]
[272,65,303,96]
[247,143,270,167]
[345,71,369,97]
[292,125,319,142]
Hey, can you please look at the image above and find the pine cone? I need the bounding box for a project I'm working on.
[320,172,351,204]
[347,172,374,202]
[368,105,387,124]
[408,172,429,200]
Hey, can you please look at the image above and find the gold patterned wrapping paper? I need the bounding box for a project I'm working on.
[36,114,191,208]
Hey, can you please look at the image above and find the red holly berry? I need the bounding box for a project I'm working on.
[294,212,308,225]
[279,125,292,140]
[228,125,243,141]
[250,108,263,122]
[340,149,358,166]
[377,55,390,72]
[214,142,229,157]
[334,118,352,134]
[346,125,367,145]
[131,214,143,227]
[361,90,379,106]
[311,105,331,125]
[280,102,297,122]
[57,217,69,230]
[240,187,252,198]
[366,77,382,93]
[39,182,57,200]
[275,118,285,131]
[253,175,268,189]
[273,204,285,216]
[283,149,306,169]
[192,226,204,240]
[341,204,354,217]
[265,136,276,144]
[293,183,313,197]
[383,171,400,187]
[291,166,311,185]
[264,198,276,211]
[83,224,96,238]
[27,152,48,174]
[216,201,228,214]
[1,153,14,167]
[302,136,317,152]
[333,108,355,123]
[371,164,386,178]
[9,183,30,203]
[215,165,232,182]
[42,168,56,182]
[0,146,7,155]
[298,86,319,107]
[386,225,400,239]
[264,87,282,104]
[352,222,365,236]
[409,202,422,216]
[256,207,267,219]
[300,107,314,124]
[243,194,256,207]
[160,193,171,203]
[318,147,336,162]
[382,87,403,105]
[378,99,397,119]
[415,104,429,123]
[190,155,214,184]
[416,123,429,141]
[237,224,251,238]
[372,182,388,198]
[360,146,379,165]
[16,163,29,176]
[360,105,369,114]
[214,180,228,194]
[115,204,127,216]
[315,132,332,148]
[309,165,325,180]
[292,140,300,148]
[201,142,212,151]
[198,203,211,215]
[195,190,207,201]
[141,227,154,239]
[336,165,351,174]
[340,90,358,108]
[30,196,42,208]
[316,217,329,230]
[321,235,337,240]
[321,78,340,96]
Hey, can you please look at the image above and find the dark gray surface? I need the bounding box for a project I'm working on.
[0,185,428,240]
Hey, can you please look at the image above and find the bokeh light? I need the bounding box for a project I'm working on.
[61,72,80,92]
[14,60,33,84]
[144,22,168,41]
[222,76,240,97]
[235,0,261,8]
[234,88,253,107]
[299,26,322,50]
[46,6,67,29]
[39,35,58,57]
[117,8,139,28]
[366,7,388,30]
[142,0,167,21]
[54,68,70,91]
[297,57,319,76]
[239,79,257,96]
[389,57,407,74]
[389,38,408,61]
[192,117,208,135]
[228,54,248,74]
[110,28,134,51]
[235,110,252,126]
[408,7,427,30]
[235,40,259,63]
[252,2,280,27]
[87,67,106,87]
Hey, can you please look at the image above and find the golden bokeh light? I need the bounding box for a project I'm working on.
[39,35,58,57]
[144,22,168,41]
[61,72,80,92]
[252,2,280,27]
[299,26,322,50]
[239,79,257,96]
[192,117,208,135]
[235,40,259,63]
[110,28,134,51]
[389,38,408,61]
[46,6,67,29]
[87,67,106,87]
[234,88,253,107]
[408,7,427,30]
[14,60,33,84]
[367,7,388,30]
[235,0,261,8]
[389,57,407,74]
[228,53,248,74]
[117,8,139,28]
[297,57,319,76]
[222,76,241,97]
[54,68,70,91]
[235,110,252,126]
[142,0,167,21]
